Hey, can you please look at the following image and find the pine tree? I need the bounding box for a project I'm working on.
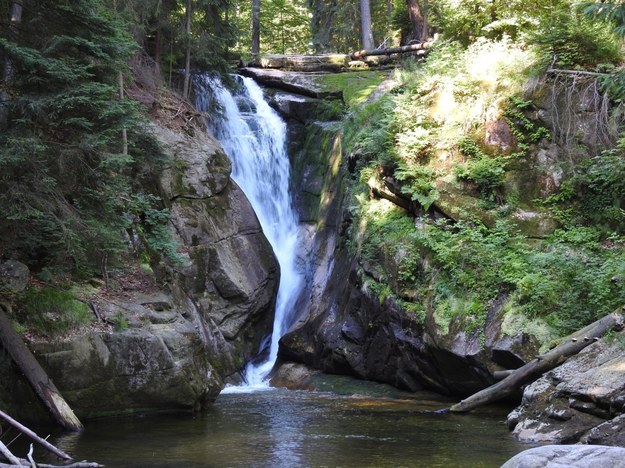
[0,0,164,272]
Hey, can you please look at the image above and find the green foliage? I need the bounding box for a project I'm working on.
[572,148,625,232]
[529,5,622,69]
[455,156,505,200]
[503,96,550,158]
[112,311,129,331]
[16,287,93,335]
[309,0,394,53]
[314,71,388,107]
[354,183,625,341]
[579,1,625,37]
[260,0,312,54]
[0,0,175,276]
[514,246,625,333]
[342,2,625,347]
[455,139,505,201]
[395,163,439,210]
[344,96,396,168]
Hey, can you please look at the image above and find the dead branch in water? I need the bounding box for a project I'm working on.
[0,411,73,461]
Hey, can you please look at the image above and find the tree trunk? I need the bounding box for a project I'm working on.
[0,308,83,432]
[251,0,261,58]
[405,0,428,44]
[449,311,625,413]
[1,0,23,128]
[360,0,374,50]
[351,40,433,59]
[118,71,128,156]
[182,0,192,101]
[3,0,23,80]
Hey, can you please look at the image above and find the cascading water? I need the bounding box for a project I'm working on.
[194,74,304,389]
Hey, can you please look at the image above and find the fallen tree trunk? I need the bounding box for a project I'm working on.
[0,307,83,432]
[0,411,73,460]
[351,41,433,60]
[450,311,625,413]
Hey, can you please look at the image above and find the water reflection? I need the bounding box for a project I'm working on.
[41,382,527,467]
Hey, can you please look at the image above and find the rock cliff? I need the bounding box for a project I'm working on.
[0,114,279,421]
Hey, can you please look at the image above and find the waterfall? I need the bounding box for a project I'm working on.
[194,74,303,389]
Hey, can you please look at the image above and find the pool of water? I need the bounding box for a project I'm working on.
[11,377,529,467]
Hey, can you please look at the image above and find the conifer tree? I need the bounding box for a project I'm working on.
[0,0,162,272]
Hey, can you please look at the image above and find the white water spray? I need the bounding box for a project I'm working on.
[195,75,304,389]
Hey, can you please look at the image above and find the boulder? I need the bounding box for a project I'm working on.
[269,361,319,390]
[156,122,280,376]
[31,298,221,418]
[508,338,625,444]
[501,445,625,468]
[0,260,29,292]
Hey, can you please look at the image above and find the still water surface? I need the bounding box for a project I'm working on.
[41,377,527,468]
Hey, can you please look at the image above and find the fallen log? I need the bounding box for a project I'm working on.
[0,411,72,461]
[0,307,83,432]
[351,41,433,60]
[450,311,625,413]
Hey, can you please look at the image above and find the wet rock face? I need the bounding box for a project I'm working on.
[157,123,279,376]
[507,339,625,445]
[501,445,625,468]
[280,253,445,393]
[279,246,542,396]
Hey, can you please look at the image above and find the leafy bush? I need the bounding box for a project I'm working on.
[455,139,506,200]
[395,163,439,210]
[573,150,625,232]
[530,8,622,69]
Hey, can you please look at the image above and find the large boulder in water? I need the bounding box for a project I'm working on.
[156,122,279,377]
[501,445,625,468]
[29,294,222,418]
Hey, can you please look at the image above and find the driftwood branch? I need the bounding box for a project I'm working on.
[0,308,83,432]
[0,461,103,468]
[0,411,73,461]
[450,311,624,413]
[351,41,433,60]
[0,441,20,466]
[26,445,35,468]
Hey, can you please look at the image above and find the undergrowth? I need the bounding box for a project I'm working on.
[15,287,93,336]
[344,35,625,344]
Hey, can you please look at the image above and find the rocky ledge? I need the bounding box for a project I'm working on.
[507,336,625,445]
